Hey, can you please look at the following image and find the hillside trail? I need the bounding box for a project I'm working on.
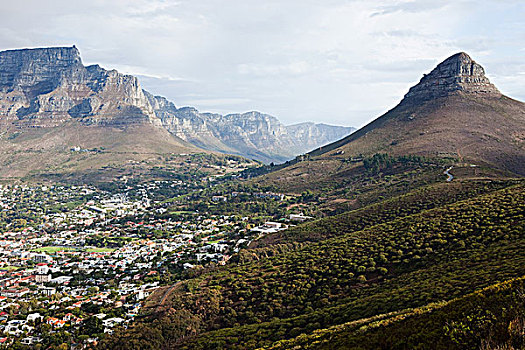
[157,281,182,312]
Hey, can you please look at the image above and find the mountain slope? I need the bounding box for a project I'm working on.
[310,52,525,175]
[100,182,525,349]
[267,276,525,350]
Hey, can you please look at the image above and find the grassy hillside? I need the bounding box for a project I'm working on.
[0,121,199,180]
[250,151,511,213]
[249,179,514,249]
[0,121,262,184]
[308,94,525,176]
[99,181,525,349]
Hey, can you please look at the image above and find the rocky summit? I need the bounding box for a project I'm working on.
[403,52,500,103]
[0,46,353,165]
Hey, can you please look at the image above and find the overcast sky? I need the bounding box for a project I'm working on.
[1,0,523,127]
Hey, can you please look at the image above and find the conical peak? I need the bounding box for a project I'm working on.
[438,52,485,77]
[403,52,500,103]
[446,51,471,63]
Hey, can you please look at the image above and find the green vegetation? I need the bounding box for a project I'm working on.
[362,153,430,175]
[251,180,514,248]
[100,182,525,349]
[85,247,116,253]
[267,276,525,349]
[31,246,76,253]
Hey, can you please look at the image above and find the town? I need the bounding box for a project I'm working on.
[0,175,314,348]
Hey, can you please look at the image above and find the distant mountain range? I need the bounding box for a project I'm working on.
[0,46,354,177]
[152,101,354,164]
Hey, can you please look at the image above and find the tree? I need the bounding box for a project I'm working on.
[81,316,103,336]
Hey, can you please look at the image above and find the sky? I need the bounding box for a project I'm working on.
[0,0,523,127]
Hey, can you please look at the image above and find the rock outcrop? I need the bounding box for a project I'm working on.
[0,46,354,163]
[403,52,501,103]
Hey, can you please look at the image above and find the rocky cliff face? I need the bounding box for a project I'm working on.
[286,122,355,154]
[157,108,354,163]
[0,46,354,163]
[0,46,82,95]
[0,46,157,127]
[204,112,295,160]
[403,52,500,103]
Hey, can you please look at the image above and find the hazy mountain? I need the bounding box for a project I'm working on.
[0,45,354,174]
[149,99,354,164]
[286,122,356,152]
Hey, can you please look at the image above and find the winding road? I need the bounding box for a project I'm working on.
[444,166,454,182]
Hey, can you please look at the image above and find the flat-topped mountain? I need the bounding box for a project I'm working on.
[309,52,525,175]
[0,46,159,126]
[0,46,353,173]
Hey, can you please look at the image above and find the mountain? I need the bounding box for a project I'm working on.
[0,46,353,177]
[309,52,525,175]
[0,46,169,127]
[286,122,356,155]
[149,99,354,164]
[0,46,201,179]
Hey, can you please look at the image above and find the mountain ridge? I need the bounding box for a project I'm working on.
[0,45,354,167]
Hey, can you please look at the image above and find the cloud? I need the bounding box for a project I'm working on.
[125,1,180,16]
[370,0,453,17]
[238,62,311,76]
[185,98,252,107]
[0,0,523,127]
